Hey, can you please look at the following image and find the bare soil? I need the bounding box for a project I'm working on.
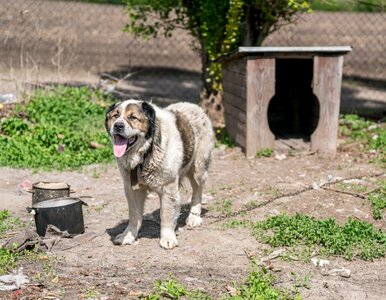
[0,145,385,299]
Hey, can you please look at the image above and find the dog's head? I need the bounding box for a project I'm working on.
[105,100,155,158]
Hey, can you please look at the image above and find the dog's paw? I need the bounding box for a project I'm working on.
[160,229,178,249]
[186,213,203,227]
[114,231,136,245]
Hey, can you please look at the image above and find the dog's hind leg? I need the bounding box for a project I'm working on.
[114,188,146,246]
[186,171,204,227]
[159,179,180,249]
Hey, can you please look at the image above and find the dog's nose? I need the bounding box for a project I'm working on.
[113,122,125,131]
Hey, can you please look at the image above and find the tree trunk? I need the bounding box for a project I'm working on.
[198,44,225,128]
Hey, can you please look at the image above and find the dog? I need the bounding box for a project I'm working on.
[105,100,214,249]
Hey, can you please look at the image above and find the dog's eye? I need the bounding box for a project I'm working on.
[111,113,119,119]
[128,115,138,121]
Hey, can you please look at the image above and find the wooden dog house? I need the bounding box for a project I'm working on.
[222,46,352,156]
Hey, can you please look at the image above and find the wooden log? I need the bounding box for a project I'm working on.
[245,58,276,156]
[311,56,344,155]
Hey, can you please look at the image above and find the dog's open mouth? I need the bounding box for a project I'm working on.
[113,134,138,158]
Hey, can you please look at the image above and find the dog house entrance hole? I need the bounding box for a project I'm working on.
[268,58,320,151]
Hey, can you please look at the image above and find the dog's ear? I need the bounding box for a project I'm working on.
[142,101,155,139]
[105,102,119,132]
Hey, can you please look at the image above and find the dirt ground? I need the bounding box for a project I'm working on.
[0,143,385,299]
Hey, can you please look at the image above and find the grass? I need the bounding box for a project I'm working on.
[311,0,385,12]
[0,210,29,275]
[209,198,233,216]
[145,267,300,300]
[256,148,273,158]
[333,178,386,220]
[144,276,210,300]
[339,114,385,163]
[0,86,115,170]
[228,214,386,261]
[0,210,23,237]
[368,188,386,220]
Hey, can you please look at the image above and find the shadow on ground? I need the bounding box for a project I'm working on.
[106,204,209,242]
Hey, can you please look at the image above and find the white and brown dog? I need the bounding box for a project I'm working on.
[105,100,214,249]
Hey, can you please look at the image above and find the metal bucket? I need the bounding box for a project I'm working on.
[27,198,87,237]
[27,182,74,204]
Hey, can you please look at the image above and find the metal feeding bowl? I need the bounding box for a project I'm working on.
[27,198,87,237]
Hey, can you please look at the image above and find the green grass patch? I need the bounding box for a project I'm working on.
[256,148,273,158]
[311,0,385,12]
[144,276,210,299]
[227,266,300,300]
[368,187,386,220]
[0,210,23,237]
[227,214,386,261]
[252,214,386,260]
[339,114,385,163]
[144,266,299,300]
[0,86,115,170]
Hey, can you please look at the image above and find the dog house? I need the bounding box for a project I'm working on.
[222,46,352,156]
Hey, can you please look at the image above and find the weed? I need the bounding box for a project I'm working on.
[339,114,385,162]
[291,272,312,294]
[0,86,115,170]
[336,182,368,193]
[210,199,233,216]
[94,203,107,213]
[226,265,300,300]
[242,200,259,211]
[84,286,101,299]
[252,214,386,260]
[256,148,273,158]
[145,276,210,299]
[368,189,386,220]
[0,248,19,275]
[215,128,234,148]
[265,187,282,198]
[0,210,23,236]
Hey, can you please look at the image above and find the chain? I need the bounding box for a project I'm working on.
[202,171,385,225]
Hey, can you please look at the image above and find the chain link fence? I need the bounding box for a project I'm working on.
[0,0,385,114]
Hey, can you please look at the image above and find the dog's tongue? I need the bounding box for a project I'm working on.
[113,135,128,158]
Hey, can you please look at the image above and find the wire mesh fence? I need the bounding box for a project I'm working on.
[0,0,385,113]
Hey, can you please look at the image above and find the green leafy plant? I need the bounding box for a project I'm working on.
[256,148,273,158]
[215,128,235,148]
[339,114,385,163]
[0,86,115,170]
[0,248,19,275]
[145,276,210,299]
[368,188,386,220]
[0,210,23,236]
[124,0,311,108]
[252,214,386,260]
[228,266,300,300]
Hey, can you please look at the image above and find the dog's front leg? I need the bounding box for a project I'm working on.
[114,187,146,246]
[159,179,180,249]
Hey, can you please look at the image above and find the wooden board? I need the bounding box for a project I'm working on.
[223,92,247,111]
[222,80,247,99]
[223,59,247,75]
[311,56,344,155]
[245,58,276,156]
